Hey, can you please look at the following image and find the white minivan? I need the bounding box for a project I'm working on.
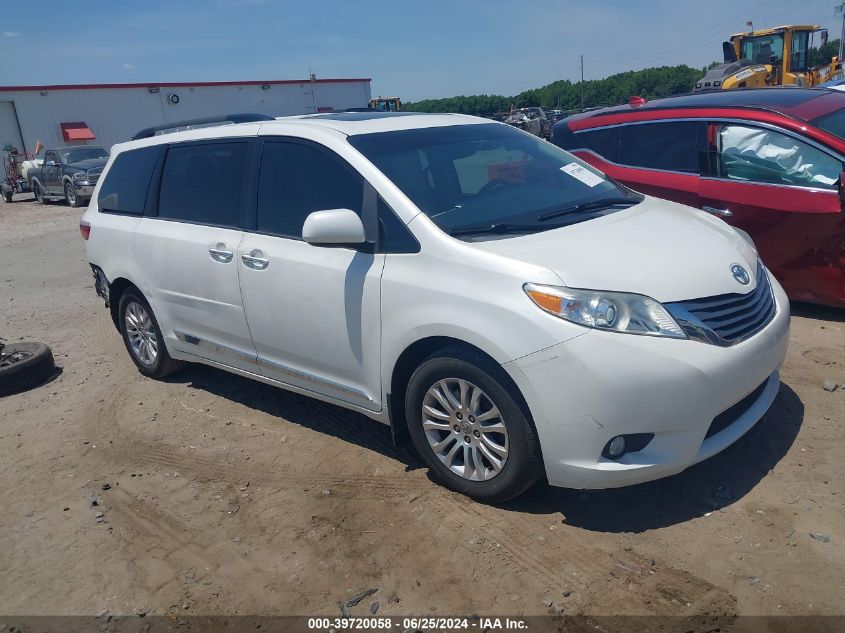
[81,112,790,501]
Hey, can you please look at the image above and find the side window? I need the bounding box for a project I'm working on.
[257,141,363,239]
[378,197,419,253]
[158,141,248,227]
[97,146,160,215]
[573,127,621,162]
[618,121,703,173]
[718,124,842,189]
[46,151,58,165]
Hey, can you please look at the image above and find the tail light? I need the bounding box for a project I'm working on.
[79,220,91,240]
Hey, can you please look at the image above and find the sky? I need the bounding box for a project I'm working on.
[0,0,840,101]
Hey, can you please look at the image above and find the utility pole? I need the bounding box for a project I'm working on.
[838,2,845,62]
[580,54,585,112]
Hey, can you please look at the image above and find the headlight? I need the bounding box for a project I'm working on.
[72,172,87,182]
[524,284,687,339]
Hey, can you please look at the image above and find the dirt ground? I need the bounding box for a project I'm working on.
[1,196,844,622]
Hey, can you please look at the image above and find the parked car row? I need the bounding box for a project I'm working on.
[552,87,845,309]
[503,107,553,139]
[82,110,789,501]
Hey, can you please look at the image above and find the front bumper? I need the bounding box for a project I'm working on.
[503,273,790,489]
[72,182,95,197]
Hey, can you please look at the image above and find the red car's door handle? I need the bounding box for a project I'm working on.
[702,206,733,218]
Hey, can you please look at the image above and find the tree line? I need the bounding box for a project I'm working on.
[404,40,841,117]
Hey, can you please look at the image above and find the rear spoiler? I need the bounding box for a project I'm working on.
[131,113,275,140]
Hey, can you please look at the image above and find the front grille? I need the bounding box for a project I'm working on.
[87,169,102,183]
[705,379,769,439]
[666,262,776,346]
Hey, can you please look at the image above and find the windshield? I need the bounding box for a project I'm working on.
[60,147,109,163]
[811,107,845,140]
[739,33,784,63]
[348,123,639,236]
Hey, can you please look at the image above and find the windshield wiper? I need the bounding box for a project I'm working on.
[448,222,547,237]
[537,196,641,222]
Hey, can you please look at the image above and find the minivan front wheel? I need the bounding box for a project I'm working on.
[118,288,183,379]
[405,348,543,502]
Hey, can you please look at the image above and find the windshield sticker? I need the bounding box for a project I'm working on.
[560,163,604,187]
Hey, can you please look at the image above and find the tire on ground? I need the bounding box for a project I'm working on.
[32,181,45,204]
[0,342,56,397]
[404,346,544,502]
[65,182,82,208]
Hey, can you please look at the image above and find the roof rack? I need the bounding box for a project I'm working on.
[131,113,275,140]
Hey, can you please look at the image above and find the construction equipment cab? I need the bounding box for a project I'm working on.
[694,25,840,92]
[369,97,401,111]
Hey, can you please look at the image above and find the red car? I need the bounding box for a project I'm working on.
[552,88,845,308]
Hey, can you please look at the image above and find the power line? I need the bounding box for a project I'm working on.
[836,1,845,60]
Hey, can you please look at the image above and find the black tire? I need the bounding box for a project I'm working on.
[2,190,12,203]
[405,347,543,502]
[118,287,184,379]
[64,182,82,208]
[32,181,45,204]
[0,342,55,397]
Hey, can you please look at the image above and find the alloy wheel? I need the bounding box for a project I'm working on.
[124,301,158,366]
[421,378,509,481]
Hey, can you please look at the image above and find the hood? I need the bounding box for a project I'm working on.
[66,158,109,171]
[468,197,760,303]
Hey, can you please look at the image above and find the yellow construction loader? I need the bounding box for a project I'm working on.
[693,25,841,92]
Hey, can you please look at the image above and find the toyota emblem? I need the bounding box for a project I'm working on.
[731,264,750,285]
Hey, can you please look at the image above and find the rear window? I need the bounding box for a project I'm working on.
[572,127,622,162]
[617,121,703,173]
[97,146,160,215]
[158,141,248,227]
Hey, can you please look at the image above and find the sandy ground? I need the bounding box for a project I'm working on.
[1,196,844,622]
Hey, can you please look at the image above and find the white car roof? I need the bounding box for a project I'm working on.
[268,111,490,135]
[111,112,492,155]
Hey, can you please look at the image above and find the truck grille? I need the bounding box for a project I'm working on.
[666,262,776,346]
[87,169,102,183]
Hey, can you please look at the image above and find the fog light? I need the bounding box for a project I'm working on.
[606,435,626,458]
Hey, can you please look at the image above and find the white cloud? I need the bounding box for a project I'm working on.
[122,63,136,70]
[3,31,19,37]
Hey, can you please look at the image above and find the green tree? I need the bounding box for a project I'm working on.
[404,64,705,116]
[808,38,841,67]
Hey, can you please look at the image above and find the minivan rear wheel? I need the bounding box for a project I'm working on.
[405,348,543,502]
[118,288,183,379]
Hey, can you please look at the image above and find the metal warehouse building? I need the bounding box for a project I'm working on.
[0,77,371,154]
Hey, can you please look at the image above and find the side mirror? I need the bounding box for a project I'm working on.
[838,172,845,209]
[302,208,366,246]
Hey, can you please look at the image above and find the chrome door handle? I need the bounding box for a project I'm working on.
[702,206,733,218]
[242,249,269,270]
[209,244,234,263]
